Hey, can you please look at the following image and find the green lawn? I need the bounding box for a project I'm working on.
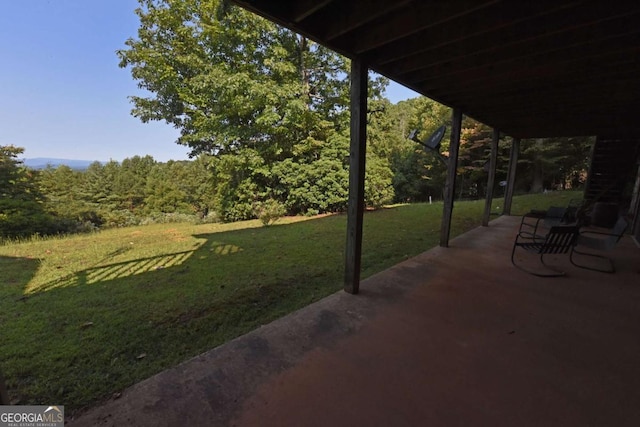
[0,191,580,413]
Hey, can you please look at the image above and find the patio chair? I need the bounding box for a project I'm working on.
[569,216,628,273]
[542,206,569,228]
[511,225,580,277]
[519,198,585,238]
[518,206,573,241]
[517,210,550,241]
[563,198,584,224]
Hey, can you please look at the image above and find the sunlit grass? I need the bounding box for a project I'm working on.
[0,191,580,414]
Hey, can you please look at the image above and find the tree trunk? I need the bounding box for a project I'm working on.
[531,138,545,192]
[298,35,310,109]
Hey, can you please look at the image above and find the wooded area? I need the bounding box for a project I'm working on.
[0,0,593,240]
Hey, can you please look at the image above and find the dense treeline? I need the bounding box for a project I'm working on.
[114,0,590,213]
[0,148,219,238]
[0,0,593,239]
[1,116,590,240]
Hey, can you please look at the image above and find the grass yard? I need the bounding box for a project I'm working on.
[0,191,580,414]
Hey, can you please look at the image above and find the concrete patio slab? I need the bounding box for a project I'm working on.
[69,215,640,426]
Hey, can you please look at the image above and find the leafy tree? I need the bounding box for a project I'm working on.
[144,161,192,214]
[37,165,101,227]
[114,155,156,211]
[0,146,39,200]
[272,136,350,216]
[518,137,593,193]
[38,165,81,206]
[179,156,217,218]
[118,0,392,220]
[0,146,54,238]
[378,97,451,202]
[118,0,348,156]
[79,161,118,208]
[365,154,394,208]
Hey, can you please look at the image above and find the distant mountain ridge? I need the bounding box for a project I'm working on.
[24,158,102,170]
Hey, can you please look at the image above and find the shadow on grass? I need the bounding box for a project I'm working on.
[2,215,349,414]
[0,255,39,404]
[25,250,200,294]
[1,196,508,414]
[1,194,583,413]
[0,255,40,294]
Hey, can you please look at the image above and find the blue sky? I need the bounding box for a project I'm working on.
[0,0,418,162]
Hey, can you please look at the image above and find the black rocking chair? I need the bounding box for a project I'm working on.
[511,225,580,277]
[569,216,628,273]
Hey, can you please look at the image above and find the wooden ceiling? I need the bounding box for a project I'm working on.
[231,0,640,139]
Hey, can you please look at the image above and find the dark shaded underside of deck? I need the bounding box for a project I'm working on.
[70,215,640,427]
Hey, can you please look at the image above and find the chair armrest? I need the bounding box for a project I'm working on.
[519,211,546,240]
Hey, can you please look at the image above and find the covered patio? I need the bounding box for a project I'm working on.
[69,1,640,424]
[232,0,640,294]
[70,215,640,426]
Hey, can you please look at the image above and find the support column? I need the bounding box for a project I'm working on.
[344,58,368,294]
[482,128,499,226]
[503,137,520,215]
[440,107,462,247]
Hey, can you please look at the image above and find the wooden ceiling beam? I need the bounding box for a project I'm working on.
[347,0,499,54]
[316,0,413,41]
[400,34,640,88]
[441,98,640,125]
[427,65,640,102]
[453,100,639,124]
[291,0,334,22]
[230,0,640,139]
[460,97,640,120]
[371,1,579,66]
[480,113,640,139]
[495,117,640,139]
[387,7,640,76]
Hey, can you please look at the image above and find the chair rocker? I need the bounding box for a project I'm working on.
[511,225,580,277]
[569,216,628,273]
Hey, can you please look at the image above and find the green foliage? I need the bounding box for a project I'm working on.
[518,137,593,193]
[115,155,156,211]
[3,0,594,239]
[118,0,349,156]
[365,155,394,208]
[144,162,192,214]
[38,165,104,228]
[370,96,592,203]
[118,0,393,221]
[382,97,451,202]
[1,146,222,236]
[276,157,349,216]
[208,149,263,221]
[253,199,286,226]
[0,146,57,238]
[0,199,55,239]
[0,146,42,202]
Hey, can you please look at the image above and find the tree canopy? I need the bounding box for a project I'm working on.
[0,146,53,238]
[1,2,595,239]
[117,0,393,220]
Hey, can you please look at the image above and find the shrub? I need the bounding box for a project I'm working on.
[196,211,221,224]
[253,199,286,226]
[101,209,141,228]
